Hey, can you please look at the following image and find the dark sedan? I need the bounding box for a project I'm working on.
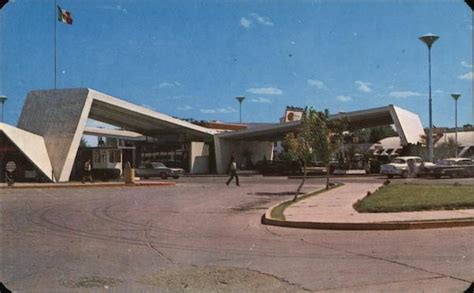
[135,162,183,179]
[424,158,474,178]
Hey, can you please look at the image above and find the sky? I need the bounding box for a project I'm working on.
[0,0,472,129]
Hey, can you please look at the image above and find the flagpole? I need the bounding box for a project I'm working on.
[53,0,57,183]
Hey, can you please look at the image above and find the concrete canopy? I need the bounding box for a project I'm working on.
[213,105,425,174]
[216,120,302,141]
[87,89,216,137]
[17,88,215,182]
[216,105,424,145]
[83,127,146,141]
[1,123,53,181]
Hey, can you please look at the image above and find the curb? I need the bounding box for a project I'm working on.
[1,181,176,190]
[262,195,474,231]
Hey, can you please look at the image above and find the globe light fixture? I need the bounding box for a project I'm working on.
[236,96,245,123]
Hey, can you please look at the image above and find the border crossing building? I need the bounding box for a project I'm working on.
[1,88,433,182]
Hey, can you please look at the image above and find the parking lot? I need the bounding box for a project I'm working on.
[1,175,473,292]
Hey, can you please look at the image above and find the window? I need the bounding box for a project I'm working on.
[109,150,121,163]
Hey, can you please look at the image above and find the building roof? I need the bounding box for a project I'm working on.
[217,105,425,145]
[83,127,146,141]
[434,131,474,147]
[88,89,216,137]
[18,88,216,182]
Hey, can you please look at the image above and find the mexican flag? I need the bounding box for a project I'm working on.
[0,1,9,10]
[57,5,73,25]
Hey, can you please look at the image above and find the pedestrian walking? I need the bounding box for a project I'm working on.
[226,157,239,186]
[81,159,93,183]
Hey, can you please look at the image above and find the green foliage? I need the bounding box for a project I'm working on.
[402,137,460,161]
[311,110,346,164]
[283,108,347,194]
[400,143,428,161]
[434,137,460,160]
[345,126,396,144]
[80,137,90,148]
[368,125,397,143]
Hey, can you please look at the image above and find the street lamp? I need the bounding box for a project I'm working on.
[0,96,6,183]
[419,33,439,162]
[236,96,245,123]
[0,96,7,123]
[451,93,461,156]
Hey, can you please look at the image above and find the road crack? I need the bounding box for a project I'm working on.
[144,220,174,263]
[300,238,473,286]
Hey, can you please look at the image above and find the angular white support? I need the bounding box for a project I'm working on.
[1,123,53,181]
[17,89,93,182]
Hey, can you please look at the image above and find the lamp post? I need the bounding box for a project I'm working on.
[451,93,461,156]
[236,96,245,123]
[0,96,6,183]
[419,33,439,162]
[0,96,7,123]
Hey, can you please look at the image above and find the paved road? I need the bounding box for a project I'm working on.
[1,176,473,292]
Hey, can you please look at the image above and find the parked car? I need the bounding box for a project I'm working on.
[423,158,474,178]
[135,162,183,179]
[255,160,301,175]
[380,156,428,179]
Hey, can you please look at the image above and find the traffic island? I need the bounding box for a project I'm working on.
[262,182,474,230]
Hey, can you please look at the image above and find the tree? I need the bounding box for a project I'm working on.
[80,137,90,148]
[283,110,314,201]
[345,144,361,170]
[368,125,397,143]
[283,108,346,201]
[435,137,460,160]
[311,110,346,190]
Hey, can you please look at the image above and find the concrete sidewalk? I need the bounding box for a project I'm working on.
[264,183,474,230]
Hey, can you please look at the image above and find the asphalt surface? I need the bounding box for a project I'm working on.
[1,176,473,292]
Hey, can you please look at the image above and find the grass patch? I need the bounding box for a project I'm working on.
[354,184,474,213]
[270,183,343,220]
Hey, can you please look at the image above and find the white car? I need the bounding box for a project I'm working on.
[380,156,428,179]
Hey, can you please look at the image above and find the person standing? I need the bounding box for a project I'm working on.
[82,159,93,183]
[226,157,239,186]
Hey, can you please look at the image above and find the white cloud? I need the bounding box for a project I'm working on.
[200,107,237,114]
[461,61,472,68]
[336,95,352,102]
[177,105,192,111]
[355,81,372,93]
[159,81,181,88]
[116,5,128,14]
[307,79,326,89]
[240,17,251,29]
[250,97,272,104]
[240,13,274,29]
[433,89,443,94]
[246,87,283,95]
[389,91,423,98]
[458,72,473,80]
[250,13,274,26]
[98,5,128,14]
